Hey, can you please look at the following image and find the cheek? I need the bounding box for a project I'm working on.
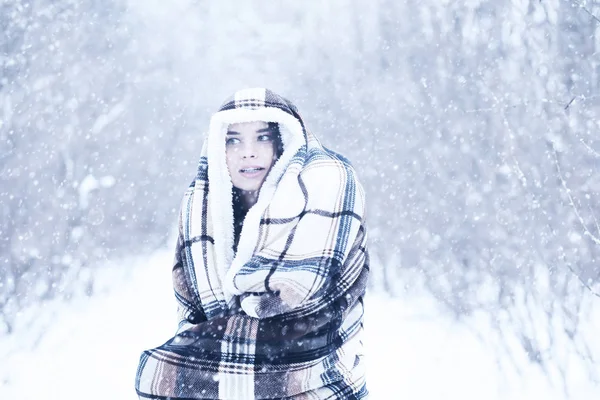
[259,145,275,163]
[225,150,235,172]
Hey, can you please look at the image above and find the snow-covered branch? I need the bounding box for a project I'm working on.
[463,95,600,115]
[551,146,600,246]
[572,0,600,25]
[551,146,600,298]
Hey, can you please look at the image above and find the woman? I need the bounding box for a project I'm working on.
[135,88,369,399]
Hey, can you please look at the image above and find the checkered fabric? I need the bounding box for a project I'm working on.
[135,88,370,399]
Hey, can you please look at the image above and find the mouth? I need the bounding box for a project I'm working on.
[239,167,265,173]
[238,166,266,178]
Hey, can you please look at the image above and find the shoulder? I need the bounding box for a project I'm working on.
[301,146,361,188]
[299,146,365,212]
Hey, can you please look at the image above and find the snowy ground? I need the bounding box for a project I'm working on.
[1,249,599,399]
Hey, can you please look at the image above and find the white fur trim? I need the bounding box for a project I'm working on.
[205,107,306,303]
[240,296,261,318]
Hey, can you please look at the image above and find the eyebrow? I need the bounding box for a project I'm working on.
[226,128,274,135]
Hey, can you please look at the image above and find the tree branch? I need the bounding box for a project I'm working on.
[572,0,600,25]
[579,138,600,157]
[551,146,600,245]
[565,261,600,299]
[564,96,577,110]
[463,95,600,114]
[551,145,600,298]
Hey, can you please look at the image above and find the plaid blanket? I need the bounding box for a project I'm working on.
[135,88,370,399]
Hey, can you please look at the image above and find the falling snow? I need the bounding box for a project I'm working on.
[1,0,600,399]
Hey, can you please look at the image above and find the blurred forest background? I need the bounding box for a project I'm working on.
[1,0,599,388]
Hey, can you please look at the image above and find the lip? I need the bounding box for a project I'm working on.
[238,166,266,178]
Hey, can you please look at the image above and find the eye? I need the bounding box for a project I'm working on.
[258,134,273,142]
[226,137,240,145]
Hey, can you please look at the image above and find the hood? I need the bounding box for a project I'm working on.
[201,88,309,294]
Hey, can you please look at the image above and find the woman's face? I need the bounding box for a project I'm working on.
[225,121,279,192]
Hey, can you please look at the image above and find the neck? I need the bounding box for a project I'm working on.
[241,190,259,209]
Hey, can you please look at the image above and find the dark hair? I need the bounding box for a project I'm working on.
[232,187,247,253]
[268,122,284,159]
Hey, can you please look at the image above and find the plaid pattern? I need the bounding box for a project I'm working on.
[135,88,369,399]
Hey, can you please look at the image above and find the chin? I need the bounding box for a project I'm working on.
[233,181,261,192]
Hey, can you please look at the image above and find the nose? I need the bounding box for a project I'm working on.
[241,142,257,159]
